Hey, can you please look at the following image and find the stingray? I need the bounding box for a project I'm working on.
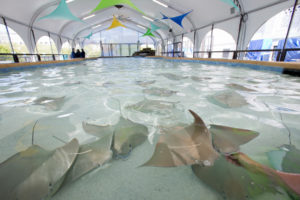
[142,110,259,167]
[82,117,148,158]
[158,73,187,81]
[192,153,300,200]
[230,152,300,198]
[143,87,177,97]
[126,99,178,115]
[0,139,79,200]
[227,83,255,92]
[136,80,156,87]
[190,76,212,82]
[33,96,65,111]
[208,91,248,108]
[64,134,114,184]
[63,81,81,86]
[210,125,259,154]
[267,145,300,174]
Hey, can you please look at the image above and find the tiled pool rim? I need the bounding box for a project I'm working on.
[0,56,299,76]
[147,56,300,76]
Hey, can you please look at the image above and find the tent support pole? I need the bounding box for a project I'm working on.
[279,0,298,61]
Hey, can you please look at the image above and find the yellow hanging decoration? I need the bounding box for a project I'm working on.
[107,16,126,30]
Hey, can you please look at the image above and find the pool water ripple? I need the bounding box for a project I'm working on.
[0,58,299,200]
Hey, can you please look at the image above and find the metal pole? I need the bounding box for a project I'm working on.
[2,17,15,54]
[2,17,19,62]
[193,30,197,58]
[234,14,245,59]
[31,28,41,61]
[128,44,131,56]
[48,32,55,60]
[181,34,184,57]
[279,0,299,61]
[209,24,214,58]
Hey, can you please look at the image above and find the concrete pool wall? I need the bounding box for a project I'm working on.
[0,56,300,76]
[148,56,300,76]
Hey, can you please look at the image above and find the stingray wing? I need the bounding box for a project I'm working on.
[0,146,50,200]
[231,152,300,198]
[143,110,219,167]
[208,91,248,108]
[267,145,300,174]
[210,125,259,154]
[281,145,300,174]
[113,117,148,156]
[82,122,114,138]
[0,139,79,200]
[192,156,281,200]
[64,134,114,184]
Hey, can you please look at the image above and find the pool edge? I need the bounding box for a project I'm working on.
[0,58,98,72]
[147,56,300,76]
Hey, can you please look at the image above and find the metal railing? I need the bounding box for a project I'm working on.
[193,48,300,62]
[0,53,70,64]
[161,51,185,58]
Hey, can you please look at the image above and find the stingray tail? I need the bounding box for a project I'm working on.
[188,110,206,126]
[31,120,39,146]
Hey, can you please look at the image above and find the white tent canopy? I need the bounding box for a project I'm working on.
[0,0,296,53]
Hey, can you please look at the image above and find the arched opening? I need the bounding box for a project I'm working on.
[0,24,29,54]
[156,42,162,56]
[61,41,72,54]
[200,29,236,59]
[247,5,300,62]
[183,37,193,58]
[83,32,101,58]
[36,36,58,61]
[1,24,30,63]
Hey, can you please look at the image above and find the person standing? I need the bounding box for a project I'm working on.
[75,49,81,58]
[80,49,86,58]
[70,48,76,59]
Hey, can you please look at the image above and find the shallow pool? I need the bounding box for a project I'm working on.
[0,58,300,200]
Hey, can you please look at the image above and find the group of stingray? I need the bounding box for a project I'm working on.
[138,73,253,109]
[1,108,300,200]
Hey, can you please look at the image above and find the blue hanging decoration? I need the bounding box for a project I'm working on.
[161,10,193,28]
[39,0,82,22]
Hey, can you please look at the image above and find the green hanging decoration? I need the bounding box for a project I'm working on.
[142,28,155,38]
[84,32,93,39]
[91,0,144,14]
[39,0,82,21]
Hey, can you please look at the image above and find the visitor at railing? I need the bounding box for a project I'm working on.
[80,49,86,58]
[75,49,81,58]
[71,48,76,59]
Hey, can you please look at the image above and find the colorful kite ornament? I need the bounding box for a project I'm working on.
[39,0,82,22]
[161,10,193,28]
[142,28,156,38]
[91,0,145,14]
[84,32,93,40]
[150,22,161,32]
[107,16,126,30]
[220,0,239,10]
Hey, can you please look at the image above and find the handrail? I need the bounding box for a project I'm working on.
[0,53,70,63]
[160,48,300,61]
[0,53,68,56]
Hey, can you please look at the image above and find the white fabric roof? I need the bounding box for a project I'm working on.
[0,0,296,53]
